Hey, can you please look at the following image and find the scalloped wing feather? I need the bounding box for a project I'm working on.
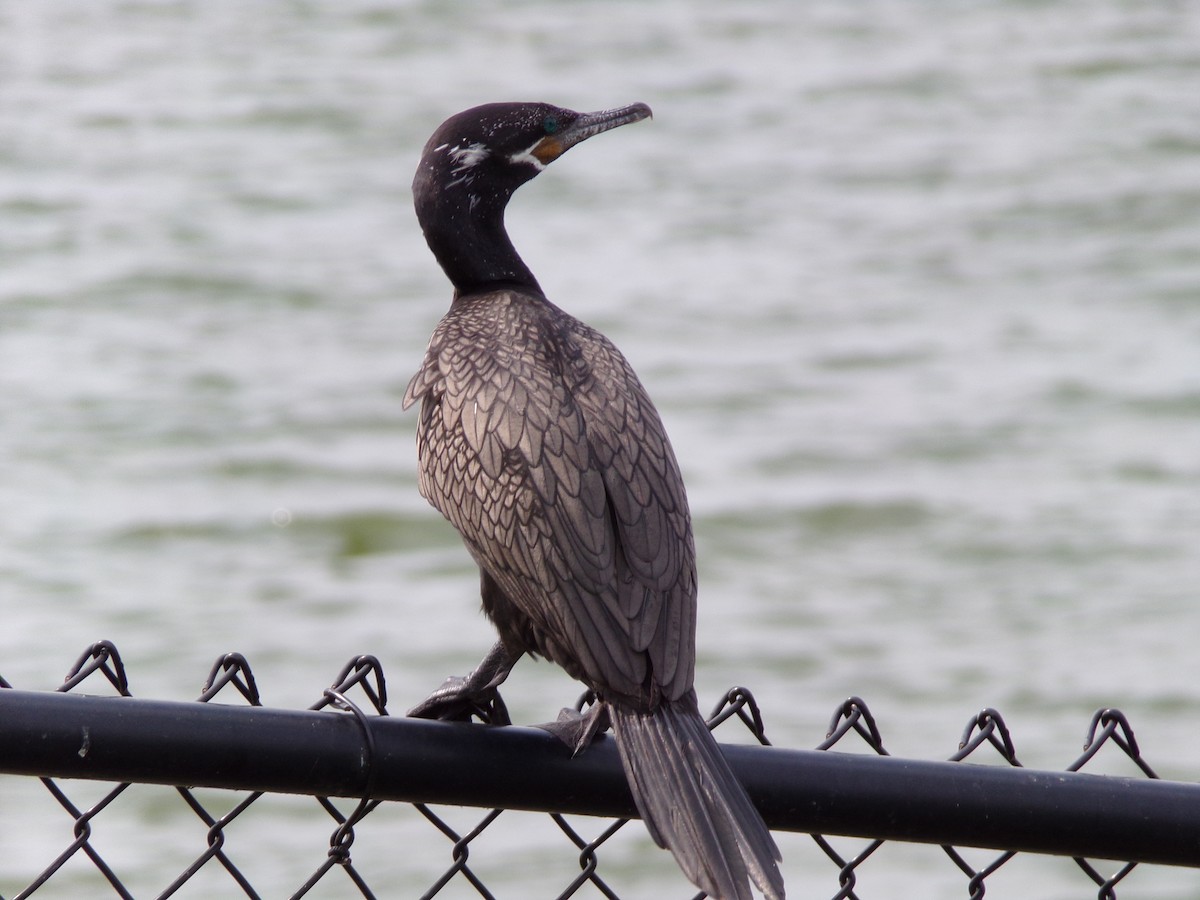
[407,290,696,703]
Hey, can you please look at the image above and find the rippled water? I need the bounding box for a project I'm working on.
[3,2,1200,897]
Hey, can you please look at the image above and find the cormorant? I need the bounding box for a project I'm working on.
[404,101,784,900]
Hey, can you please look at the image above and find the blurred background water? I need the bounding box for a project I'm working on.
[2,1,1200,897]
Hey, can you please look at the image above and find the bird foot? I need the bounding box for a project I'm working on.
[407,675,512,725]
[408,641,515,725]
[535,701,610,756]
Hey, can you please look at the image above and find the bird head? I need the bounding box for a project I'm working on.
[413,101,652,206]
[411,101,652,294]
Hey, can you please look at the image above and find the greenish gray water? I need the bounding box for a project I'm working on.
[2,1,1200,896]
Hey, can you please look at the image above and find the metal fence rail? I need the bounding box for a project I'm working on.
[1,641,1197,899]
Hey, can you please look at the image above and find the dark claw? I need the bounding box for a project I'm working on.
[534,701,610,755]
[408,677,512,725]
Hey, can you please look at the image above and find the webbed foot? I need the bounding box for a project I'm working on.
[535,700,610,756]
[408,640,516,726]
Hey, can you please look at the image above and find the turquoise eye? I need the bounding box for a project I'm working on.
[542,115,559,135]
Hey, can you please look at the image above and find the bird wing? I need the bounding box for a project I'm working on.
[403,291,695,703]
[565,317,696,698]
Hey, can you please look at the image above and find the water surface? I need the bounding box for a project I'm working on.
[2,2,1199,897]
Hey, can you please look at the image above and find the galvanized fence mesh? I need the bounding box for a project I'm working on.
[1,640,1197,899]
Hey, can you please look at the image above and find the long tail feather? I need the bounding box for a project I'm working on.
[609,691,784,900]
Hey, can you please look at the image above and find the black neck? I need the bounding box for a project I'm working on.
[416,184,542,298]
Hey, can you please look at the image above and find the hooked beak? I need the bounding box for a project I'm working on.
[531,102,653,165]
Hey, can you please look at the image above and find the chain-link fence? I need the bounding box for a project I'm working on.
[2,641,1198,899]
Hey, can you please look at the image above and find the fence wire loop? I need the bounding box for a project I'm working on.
[953,707,1020,764]
[816,836,883,900]
[549,815,628,900]
[1084,708,1137,755]
[199,652,262,705]
[821,696,887,754]
[942,845,1016,898]
[59,640,130,696]
[707,686,771,744]
[319,655,389,715]
[1072,707,1157,777]
[1075,858,1137,900]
